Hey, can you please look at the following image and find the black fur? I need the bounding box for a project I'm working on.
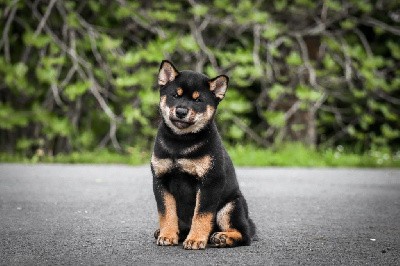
[151,60,256,250]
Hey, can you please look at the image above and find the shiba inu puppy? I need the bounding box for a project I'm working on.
[151,60,256,250]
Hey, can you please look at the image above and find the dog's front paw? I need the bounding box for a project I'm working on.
[156,231,179,246]
[183,238,206,250]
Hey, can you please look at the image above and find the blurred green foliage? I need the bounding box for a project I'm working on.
[0,0,399,158]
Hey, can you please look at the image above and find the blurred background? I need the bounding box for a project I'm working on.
[0,0,399,166]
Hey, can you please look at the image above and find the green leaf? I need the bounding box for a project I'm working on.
[322,54,338,71]
[251,11,269,23]
[66,12,80,28]
[268,84,286,100]
[262,26,279,40]
[64,81,91,100]
[295,84,322,101]
[35,66,57,84]
[228,124,245,140]
[75,131,95,149]
[148,10,177,22]
[191,4,208,17]
[341,19,356,30]
[23,31,51,48]
[0,103,29,129]
[274,0,287,11]
[124,106,149,126]
[263,111,286,127]
[326,0,342,11]
[295,0,315,8]
[121,51,141,67]
[179,35,199,52]
[286,51,302,66]
[42,56,66,67]
[381,124,400,139]
[115,75,139,87]
[14,62,28,78]
[387,41,400,59]
[16,138,35,151]
[352,0,372,13]
[291,123,305,132]
[101,35,123,50]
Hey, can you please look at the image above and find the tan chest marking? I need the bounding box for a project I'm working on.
[177,155,212,178]
[152,154,212,178]
[151,154,173,177]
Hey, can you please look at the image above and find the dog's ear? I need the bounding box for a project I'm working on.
[158,60,179,86]
[209,75,229,100]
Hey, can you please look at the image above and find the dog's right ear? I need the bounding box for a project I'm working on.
[158,60,179,86]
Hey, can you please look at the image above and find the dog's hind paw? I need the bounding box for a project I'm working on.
[210,231,242,247]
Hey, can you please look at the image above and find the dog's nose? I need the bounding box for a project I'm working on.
[175,107,188,119]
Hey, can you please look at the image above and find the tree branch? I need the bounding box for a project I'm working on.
[0,0,19,62]
[361,16,400,36]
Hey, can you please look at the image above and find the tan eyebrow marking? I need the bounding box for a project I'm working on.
[192,91,200,100]
[177,87,183,96]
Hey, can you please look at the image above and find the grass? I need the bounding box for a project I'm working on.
[1,143,399,167]
[226,143,400,167]
[0,149,149,165]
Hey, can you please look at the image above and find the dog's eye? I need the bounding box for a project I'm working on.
[194,98,202,102]
[173,93,179,98]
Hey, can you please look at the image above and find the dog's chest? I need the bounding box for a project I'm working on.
[151,154,213,179]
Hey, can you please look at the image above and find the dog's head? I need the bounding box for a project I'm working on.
[157,60,228,135]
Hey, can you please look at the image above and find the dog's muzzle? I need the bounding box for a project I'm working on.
[175,107,188,119]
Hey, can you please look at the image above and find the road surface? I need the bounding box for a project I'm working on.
[0,164,399,265]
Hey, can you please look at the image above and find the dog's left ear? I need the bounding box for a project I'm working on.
[158,60,179,86]
[209,75,229,100]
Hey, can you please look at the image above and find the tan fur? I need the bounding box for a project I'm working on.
[212,229,243,247]
[212,201,243,247]
[192,91,200,100]
[160,94,215,135]
[209,76,227,100]
[216,201,235,230]
[183,191,213,249]
[157,191,179,245]
[158,62,178,86]
[177,87,183,96]
[177,155,212,178]
[151,154,173,177]
[152,153,212,179]
[189,105,215,133]
[181,142,204,155]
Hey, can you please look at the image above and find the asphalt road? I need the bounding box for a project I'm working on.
[0,164,399,265]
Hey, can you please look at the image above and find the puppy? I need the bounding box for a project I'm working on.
[151,60,256,250]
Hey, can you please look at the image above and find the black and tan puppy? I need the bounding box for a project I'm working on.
[151,60,256,250]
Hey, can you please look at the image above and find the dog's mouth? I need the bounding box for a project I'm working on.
[170,119,194,129]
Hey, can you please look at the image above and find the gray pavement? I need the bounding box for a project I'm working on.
[0,164,399,265]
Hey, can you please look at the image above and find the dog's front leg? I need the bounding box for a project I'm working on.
[153,178,179,246]
[183,188,219,250]
[151,154,179,246]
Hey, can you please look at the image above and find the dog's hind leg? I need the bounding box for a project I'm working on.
[210,197,255,247]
